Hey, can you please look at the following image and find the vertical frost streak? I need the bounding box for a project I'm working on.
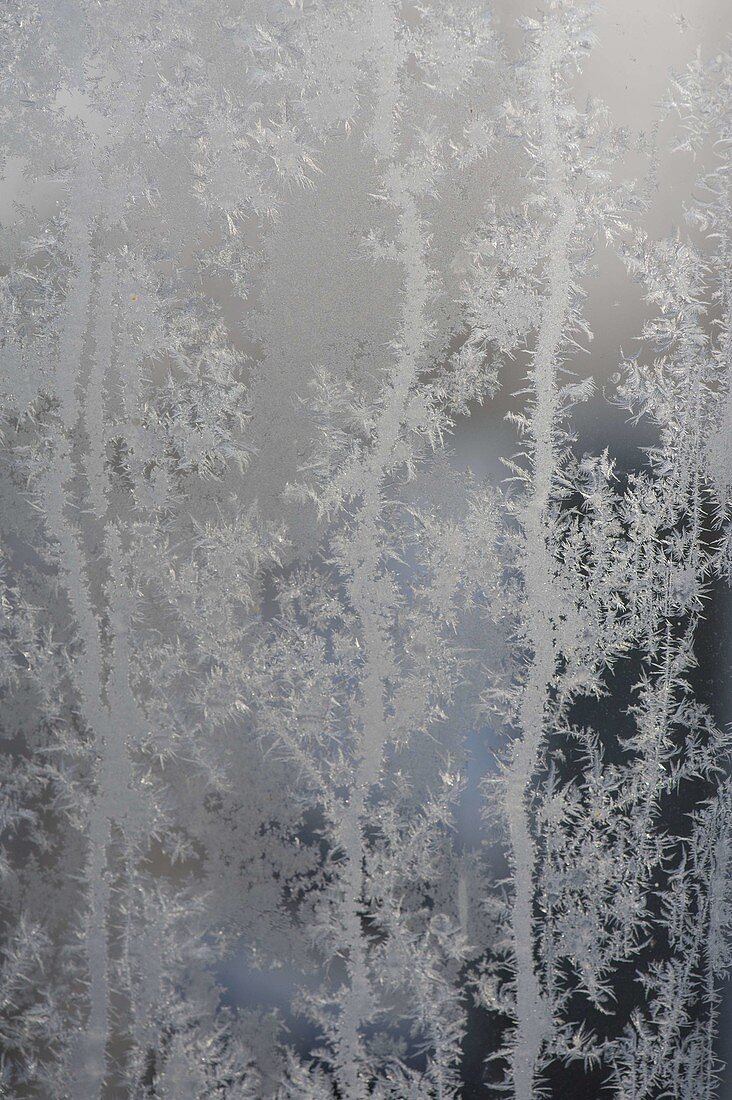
[505,25,577,1098]
[325,0,438,1092]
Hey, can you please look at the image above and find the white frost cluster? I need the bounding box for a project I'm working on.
[0,2,730,1097]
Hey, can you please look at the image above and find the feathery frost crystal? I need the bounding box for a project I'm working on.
[1,1,731,1096]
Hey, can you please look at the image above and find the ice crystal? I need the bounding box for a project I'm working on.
[0,2,730,1097]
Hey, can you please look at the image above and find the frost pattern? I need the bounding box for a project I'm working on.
[0,2,730,1098]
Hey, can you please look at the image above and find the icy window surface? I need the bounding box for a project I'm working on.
[1,2,731,1097]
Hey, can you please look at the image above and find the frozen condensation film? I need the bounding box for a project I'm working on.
[1,1,731,1097]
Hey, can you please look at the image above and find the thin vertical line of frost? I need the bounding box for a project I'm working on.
[504,16,577,1100]
[326,0,436,1093]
